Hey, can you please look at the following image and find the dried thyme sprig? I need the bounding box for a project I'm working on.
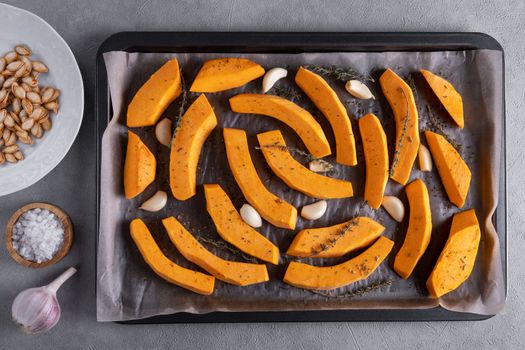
[406,73,418,100]
[197,236,259,264]
[308,279,393,299]
[389,88,410,177]
[304,64,375,83]
[425,105,463,153]
[173,68,189,132]
[272,85,303,102]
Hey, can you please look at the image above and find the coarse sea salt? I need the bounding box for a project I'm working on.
[12,208,65,263]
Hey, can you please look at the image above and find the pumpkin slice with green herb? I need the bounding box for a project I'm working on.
[394,179,432,279]
[224,128,297,230]
[169,94,217,201]
[190,58,265,93]
[127,59,182,127]
[427,209,480,298]
[295,67,357,166]
[283,236,394,290]
[162,217,269,286]
[257,130,353,199]
[286,217,385,258]
[204,184,279,265]
[124,131,156,199]
[229,94,331,158]
[129,219,215,295]
[379,68,420,185]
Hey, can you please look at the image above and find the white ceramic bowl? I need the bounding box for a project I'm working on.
[0,3,84,196]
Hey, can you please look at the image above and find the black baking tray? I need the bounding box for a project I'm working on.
[95,32,507,323]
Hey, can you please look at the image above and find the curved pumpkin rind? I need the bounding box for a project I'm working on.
[127,59,182,127]
[124,131,156,199]
[379,68,420,185]
[162,217,269,286]
[426,209,480,298]
[393,179,432,279]
[295,67,357,166]
[229,94,331,159]
[169,94,218,201]
[358,113,389,209]
[283,236,394,290]
[223,128,297,230]
[286,216,385,258]
[129,219,215,295]
[420,69,464,128]
[204,184,280,265]
[190,58,265,93]
[257,130,353,199]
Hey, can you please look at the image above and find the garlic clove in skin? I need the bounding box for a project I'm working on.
[345,80,375,100]
[308,159,334,173]
[301,200,327,220]
[12,267,76,334]
[139,190,168,212]
[382,196,405,222]
[262,67,288,93]
[155,118,173,147]
[418,144,433,172]
[239,204,262,228]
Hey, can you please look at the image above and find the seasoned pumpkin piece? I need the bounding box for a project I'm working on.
[420,69,464,128]
[394,179,432,279]
[229,94,331,158]
[295,67,357,166]
[257,130,353,199]
[286,217,385,258]
[169,94,218,200]
[283,236,394,290]
[162,217,269,286]
[426,209,480,298]
[129,219,215,295]
[204,184,279,265]
[127,59,182,127]
[358,113,389,209]
[224,128,297,230]
[379,68,420,185]
[425,131,471,208]
[190,58,265,93]
[124,131,156,199]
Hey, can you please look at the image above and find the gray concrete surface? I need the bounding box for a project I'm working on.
[0,0,523,349]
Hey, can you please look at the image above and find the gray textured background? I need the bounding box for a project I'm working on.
[0,0,523,349]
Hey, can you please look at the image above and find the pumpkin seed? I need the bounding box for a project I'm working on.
[0,152,5,164]
[4,51,18,63]
[22,76,38,87]
[12,83,26,99]
[6,61,23,72]
[5,132,16,146]
[14,65,29,78]
[31,123,43,138]
[40,87,54,103]
[5,153,17,163]
[0,58,5,72]
[41,118,51,131]
[17,131,32,144]
[15,45,31,56]
[0,90,7,103]
[3,144,19,154]
[10,111,20,125]
[14,150,24,160]
[21,99,33,115]
[26,91,41,104]
[32,61,48,73]
[12,98,21,114]
[4,114,14,128]
[21,117,34,130]
[44,101,59,113]
[0,75,4,87]
[0,109,7,123]
[3,76,16,88]
[1,69,13,76]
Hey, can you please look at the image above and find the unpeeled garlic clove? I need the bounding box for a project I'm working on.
[139,191,167,212]
[262,67,288,93]
[301,200,327,220]
[418,144,433,172]
[382,196,405,222]
[308,159,334,173]
[345,80,375,100]
[240,204,262,228]
[155,118,172,147]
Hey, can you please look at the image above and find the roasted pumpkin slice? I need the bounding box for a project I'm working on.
[124,131,156,199]
[169,94,217,200]
[427,209,480,298]
[295,67,357,166]
[394,179,432,279]
[257,130,353,199]
[229,94,331,158]
[224,128,297,229]
[359,113,389,209]
[420,69,464,128]
[286,217,385,258]
[129,219,215,295]
[425,131,471,208]
[127,59,182,127]
[204,184,280,265]
[190,58,265,93]
[162,217,269,286]
[379,68,420,185]
[283,236,394,290]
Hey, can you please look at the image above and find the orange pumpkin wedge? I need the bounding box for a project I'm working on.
[229,94,331,159]
[420,69,464,128]
[190,58,265,93]
[286,217,385,258]
[295,67,357,166]
[224,128,297,229]
[169,94,217,201]
[124,131,156,199]
[283,236,394,290]
[127,59,182,127]
[257,130,353,199]
[162,217,269,286]
[379,68,420,185]
[204,184,279,265]
[129,219,215,295]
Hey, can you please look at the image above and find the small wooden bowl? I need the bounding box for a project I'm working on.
[5,202,73,268]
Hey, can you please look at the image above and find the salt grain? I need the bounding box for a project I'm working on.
[12,208,65,263]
